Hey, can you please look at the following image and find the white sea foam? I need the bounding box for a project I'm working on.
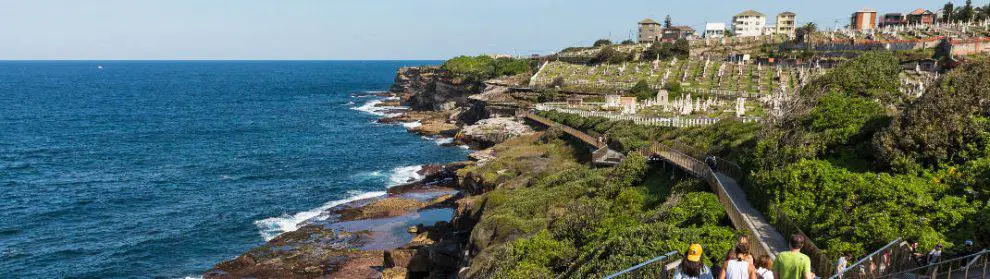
[401,121,422,129]
[253,165,426,241]
[253,191,386,241]
[434,137,454,145]
[350,99,408,117]
[458,145,470,149]
[388,165,424,186]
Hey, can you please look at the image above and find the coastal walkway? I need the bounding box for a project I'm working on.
[518,109,787,261]
[517,111,625,166]
[645,142,789,260]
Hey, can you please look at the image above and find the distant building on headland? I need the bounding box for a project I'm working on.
[776,12,797,36]
[850,8,878,31]
[638,18,663,43]
[733,10,767,37]
[662,26,696,41]
[880,13,906,27]
[907,8,936,25]
[704,22,727,38]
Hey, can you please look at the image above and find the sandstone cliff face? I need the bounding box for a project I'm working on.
[390,66,478,112]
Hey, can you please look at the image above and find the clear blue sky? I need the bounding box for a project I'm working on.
[0,0,963,60]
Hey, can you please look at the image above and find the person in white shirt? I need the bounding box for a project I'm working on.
[756,255,775,279]
[720,245,757,279]
[835,253,850,279]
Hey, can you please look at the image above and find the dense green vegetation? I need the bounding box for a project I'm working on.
[539,52,989,259]
[642,38,690,60]
[629,80,654,101]
[735,53,987,257]
[589,46,634,65]
[460,134,738,278]
[441,55,532,82]
[593,39,613,47]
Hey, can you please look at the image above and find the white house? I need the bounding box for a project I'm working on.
[732,10,767,37]
[704,22,727,38]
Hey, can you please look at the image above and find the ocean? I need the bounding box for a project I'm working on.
[0,61,469,278]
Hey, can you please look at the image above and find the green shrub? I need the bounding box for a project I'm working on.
[629,80,654,101]
[590,46,632,64]
[441,55,532,82]
[593,39,614,47]
[874,58,990,171]
[753,159,978,257]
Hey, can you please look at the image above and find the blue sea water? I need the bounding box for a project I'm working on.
[0,61,469,278]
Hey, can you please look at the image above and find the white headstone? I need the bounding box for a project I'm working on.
[736,97,746,117]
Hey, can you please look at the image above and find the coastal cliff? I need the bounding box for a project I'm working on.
[205,63,539,278]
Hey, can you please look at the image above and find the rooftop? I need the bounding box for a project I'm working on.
[779,11,796,16]
[909,8,934,15]
[735,10,766,18]
[639,18,660,25]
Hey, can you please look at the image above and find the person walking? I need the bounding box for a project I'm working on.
[720,247,757,279]
[756,255,774,279]
[735,238,755,265]
[773,234,814,279]
[835,252,850,279]
[674,244,714,279]
[927,244,943,265]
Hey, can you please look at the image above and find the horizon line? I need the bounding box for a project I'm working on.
[0,59,448,62]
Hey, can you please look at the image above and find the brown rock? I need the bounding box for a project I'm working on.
[337,198,426,221]
[381,267,407,279]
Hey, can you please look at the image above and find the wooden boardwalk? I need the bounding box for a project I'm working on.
[519,112,625,166]
[518,111,787,259]
[649,143,789,259]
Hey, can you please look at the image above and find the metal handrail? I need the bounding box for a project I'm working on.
[874,249,989,279]
[829,238,904,279]
[966,249,987,267]
[603,250,679,279]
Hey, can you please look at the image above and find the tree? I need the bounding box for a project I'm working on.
[620,39,635,45]
[643,42,673,60]
[943,2,955,23]
[874,58,990,171]
[671,39,690,58]
[664,15,673,28]
[642,39,689,61]
[797,22,818,43]
[956,0,975,22]
[629,80,654,101]
[593,39,613,47]
[934,37,953,61]
[977,4,990,20]
[590,46,631,64]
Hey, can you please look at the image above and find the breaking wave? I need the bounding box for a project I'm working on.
[252,165,425,241]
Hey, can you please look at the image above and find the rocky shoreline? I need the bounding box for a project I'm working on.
[204,66,536,278]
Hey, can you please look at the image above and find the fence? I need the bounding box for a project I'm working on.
[649,142,775,263]
[874,249,988,279]
[534,103,761,128]
[829,238,907,279]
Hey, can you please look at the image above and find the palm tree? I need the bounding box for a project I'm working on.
[798,22,818,44]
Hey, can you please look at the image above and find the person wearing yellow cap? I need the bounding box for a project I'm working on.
[675,243,714,279]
